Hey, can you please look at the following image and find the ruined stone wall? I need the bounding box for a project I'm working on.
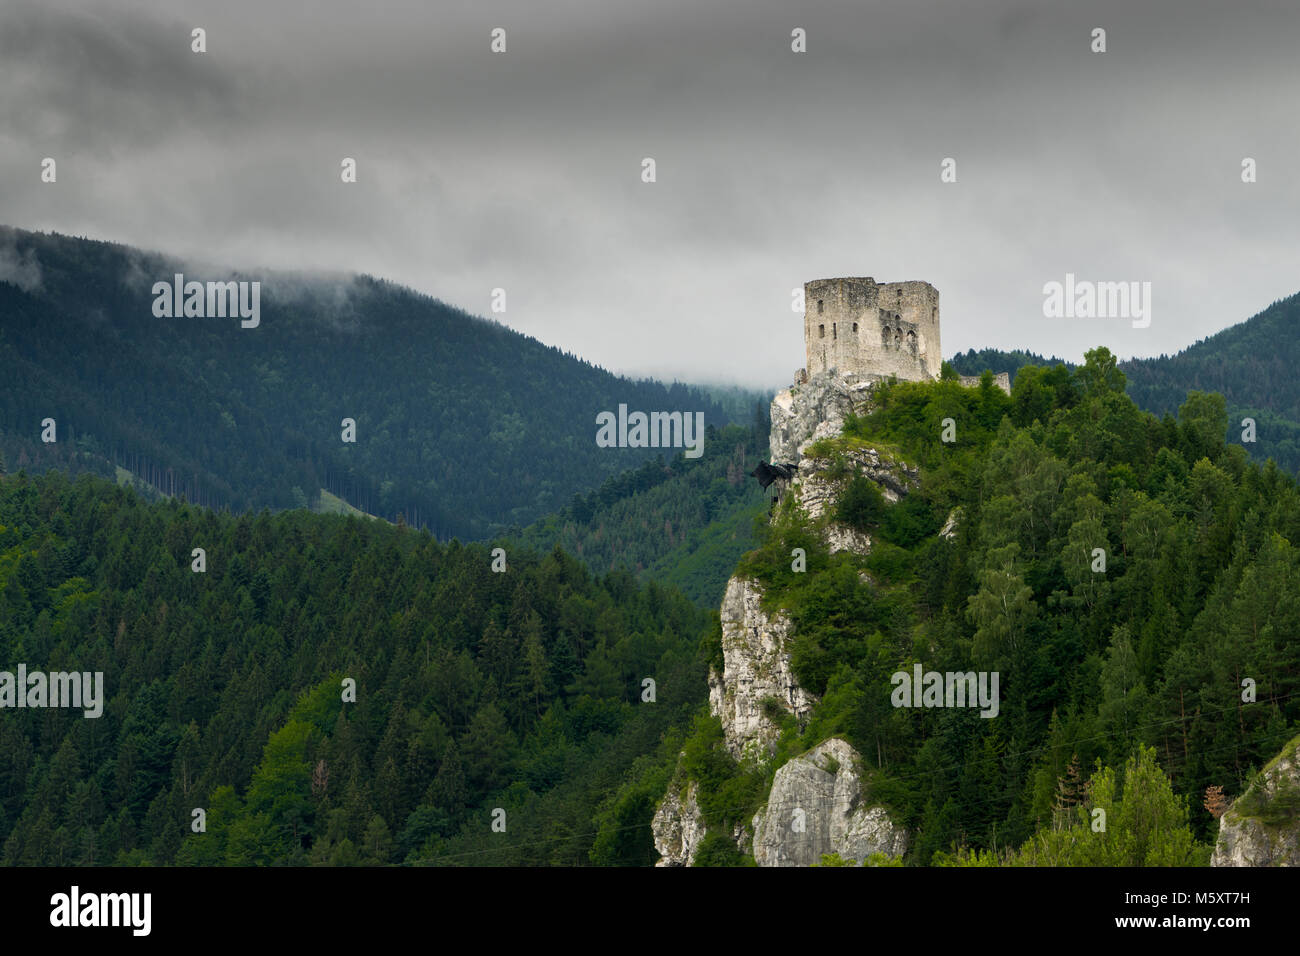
[958,372,1012,395]
[804,277,940,382]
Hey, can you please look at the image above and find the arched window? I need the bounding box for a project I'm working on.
[852,323,858,333]
[819,324,825,338]
[817,300,824,314]
[906,330,917,353]
[832,323,837,339]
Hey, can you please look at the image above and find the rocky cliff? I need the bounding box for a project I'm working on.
[710,576,818,761]
[769,369,918,557]
[751,738,908,867]
[651,570,817,863]
[795,442,919,558]
[769,370,875,464]
[1211,734,1300,867]
[651,777,706,867]
[652,369,912,866]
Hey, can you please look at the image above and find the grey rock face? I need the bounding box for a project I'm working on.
[652,776,706,867]
[654,366,925,865]
[1212,735,1300,867]
[823,523,872,556]
[792,440,919,557]
[769,371,876,465]
[767,370,917,558]
[751,738,908,867]
[709,576,817,761]
[795,445,918,521]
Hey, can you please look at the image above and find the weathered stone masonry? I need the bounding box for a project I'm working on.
[803,277,941,383]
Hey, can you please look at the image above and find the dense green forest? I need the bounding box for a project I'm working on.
[515,418,769,607]
[690,384,774,423]
[951,295,1300,477]
[0,227,736,540]
[6,351,1300,865]
[0,468,711,865]
[618,352,1300,865]
[1124,292,1300,475]
[949,348,1070,384]
[6,228,1300,866]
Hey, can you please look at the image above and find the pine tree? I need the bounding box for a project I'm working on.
[360,814,393,865]
[1053,754,1085,828]
[431,741,467,815]
[1204,785,1227,820]
[513,627,550,719]
[312,759,329,800]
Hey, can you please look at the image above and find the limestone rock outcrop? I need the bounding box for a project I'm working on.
[750,738,908,867]
[656,365,924,864]
[652,776,706,867]
[769,371,875,465]
[794,444,918,522]
[792,438,918,557]
[1212,735,1300,867]
[823,523,872,556]
[709,576,817,761]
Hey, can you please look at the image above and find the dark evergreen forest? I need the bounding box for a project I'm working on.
[0,227,735,541]
[951,293,1300,477]
[4,229,1300,867]
[0,469,708,864]
[619,354,1300,866]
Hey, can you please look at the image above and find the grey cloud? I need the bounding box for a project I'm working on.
[0,3,244,153]
[0,233,43,292]
[1,0,1298,387]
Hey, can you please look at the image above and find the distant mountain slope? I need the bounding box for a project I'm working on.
[1123,293,1300,473]
[952,298,1300,477]
[1123,293,1300,417]
[514,421,769,606]
[0,227,734,539]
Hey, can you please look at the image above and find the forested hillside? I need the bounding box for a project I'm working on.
[1124,292,1300,475]
[951,295,1300,477]
[6,353,1300,865]
[515,420,769,607]
[0,469,709,865]
[625,352,1300,865]
[0,227,733,540]
[8,225,1300,867]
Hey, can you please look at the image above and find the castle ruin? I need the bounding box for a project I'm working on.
[757,275,1008,503]
[796,276,1009,393]
[801,277,941,383]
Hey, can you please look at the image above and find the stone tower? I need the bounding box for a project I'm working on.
[803,277,941,382]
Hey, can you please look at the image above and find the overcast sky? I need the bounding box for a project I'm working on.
[3,0,1298,388]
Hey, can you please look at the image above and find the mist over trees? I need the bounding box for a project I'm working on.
[0,227,735,541]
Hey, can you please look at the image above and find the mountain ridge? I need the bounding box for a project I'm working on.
[0,225,737,539]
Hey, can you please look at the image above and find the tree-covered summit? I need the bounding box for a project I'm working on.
[635,348,1300,865]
